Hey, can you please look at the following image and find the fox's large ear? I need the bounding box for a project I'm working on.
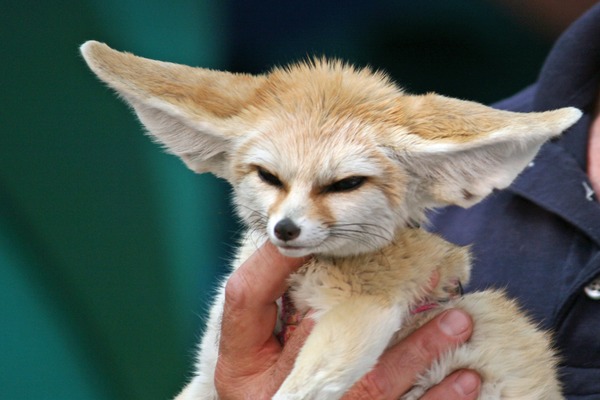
[80,41,264,179]
[388,94,582,208]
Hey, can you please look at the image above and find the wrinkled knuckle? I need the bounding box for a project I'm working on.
[214,360,248,398]
[351,371,390,400]
[400,345,431,370]
[213,362,229,395]
[224,273,251,310]
[410,325,451,365]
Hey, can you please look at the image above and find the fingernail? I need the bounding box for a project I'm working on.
[439,309,470,336]
[453,371,480,396]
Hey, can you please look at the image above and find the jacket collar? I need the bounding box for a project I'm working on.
[508,3,600,247]
[533,2,600,116]
[534,2,600,170]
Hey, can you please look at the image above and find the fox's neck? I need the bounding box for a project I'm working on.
[312,227,471,301]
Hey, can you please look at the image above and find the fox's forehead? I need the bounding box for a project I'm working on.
[254,59,403,120]
[229,60,406,181]
[234,117,389,184]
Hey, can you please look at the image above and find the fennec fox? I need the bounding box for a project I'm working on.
[81,41,581,400]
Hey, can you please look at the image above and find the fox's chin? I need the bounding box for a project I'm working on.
[269,230,393,258]
[274,241,386,259]
[269,236,322,258]
[273,241,352,258]
[276,245,314,258]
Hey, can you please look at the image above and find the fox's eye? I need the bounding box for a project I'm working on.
[324,176,367,193]
[257,167,283,188]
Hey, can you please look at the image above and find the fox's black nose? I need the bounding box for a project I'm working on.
[274,218,301,241]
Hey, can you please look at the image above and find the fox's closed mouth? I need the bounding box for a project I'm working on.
[279,244,306,250]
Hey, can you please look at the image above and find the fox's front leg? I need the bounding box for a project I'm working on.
[274,297,405,400]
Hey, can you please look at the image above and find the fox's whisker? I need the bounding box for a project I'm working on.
[327,232,381,249]
[328,221,394,236]
[328,222,394,244]
[330,227,392,242]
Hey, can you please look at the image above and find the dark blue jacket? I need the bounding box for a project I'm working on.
[429,4,600,398]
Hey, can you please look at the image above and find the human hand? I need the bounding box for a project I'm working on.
[214,242,480,399]
[214,242,313,399]
[343,308,480,399]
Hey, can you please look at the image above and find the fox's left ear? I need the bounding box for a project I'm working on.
[80,41,265,180]
[388,94,582,208]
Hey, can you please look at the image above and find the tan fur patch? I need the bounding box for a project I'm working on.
[307,190,335,228]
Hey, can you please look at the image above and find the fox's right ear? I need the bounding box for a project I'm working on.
[80,41,264,180]
[385,94,581,209]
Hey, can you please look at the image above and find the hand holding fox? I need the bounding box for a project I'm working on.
[211,242,480,400]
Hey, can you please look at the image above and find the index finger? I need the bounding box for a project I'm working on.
[220,241,308,352]
[345,309,473,399]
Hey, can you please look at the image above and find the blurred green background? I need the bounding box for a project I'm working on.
[0,1,594,399]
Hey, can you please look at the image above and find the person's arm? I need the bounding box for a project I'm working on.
[214,242,481,399]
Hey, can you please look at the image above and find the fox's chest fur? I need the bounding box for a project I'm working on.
[288,229,469,316]
[81,41,581,399]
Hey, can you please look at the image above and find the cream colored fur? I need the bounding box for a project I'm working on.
[81,41,581,399]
